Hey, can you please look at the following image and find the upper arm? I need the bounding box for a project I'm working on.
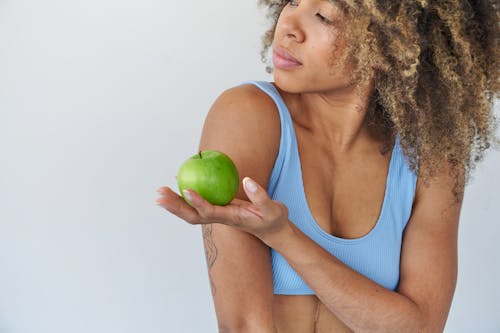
[397,162,465,332]
[197,84,281,331]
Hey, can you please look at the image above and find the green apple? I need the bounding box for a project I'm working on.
[176,150,239,206]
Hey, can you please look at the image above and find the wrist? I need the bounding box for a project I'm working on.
[262,219,296,249]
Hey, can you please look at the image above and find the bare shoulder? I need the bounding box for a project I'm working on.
[413,159,465,210]
[211,82,282,129]
[199,82,282,194]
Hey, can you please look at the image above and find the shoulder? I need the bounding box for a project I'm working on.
[208,81,281,138]
[198,82,282,195]
[404,158,464,255]
[413,159,465,210]
[207,82,282,152]
[214,82,282,118]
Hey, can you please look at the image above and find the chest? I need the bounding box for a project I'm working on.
[295,130,393,240]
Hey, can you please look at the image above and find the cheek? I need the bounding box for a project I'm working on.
[317,34,343,64]
[319,50,344,77]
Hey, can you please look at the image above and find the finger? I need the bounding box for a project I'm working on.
[156,187,204,225]
[242,177,278,218]
[185,188,267,228]
[181,189,217,221]
[182,189,251,225]
[226,198,264,218]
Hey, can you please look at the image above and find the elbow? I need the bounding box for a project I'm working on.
[413,307,450,333]
[409,309,440,333]
[406,306,427,333]
[372,306,427,333]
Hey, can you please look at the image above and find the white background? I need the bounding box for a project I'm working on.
[1,1,499,332]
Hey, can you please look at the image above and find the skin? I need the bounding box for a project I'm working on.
[272,0,378,154]
[157,0,462,331]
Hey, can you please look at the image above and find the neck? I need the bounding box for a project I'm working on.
[276,83,382,155]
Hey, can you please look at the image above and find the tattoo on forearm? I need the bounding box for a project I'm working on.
[202,224,217,296]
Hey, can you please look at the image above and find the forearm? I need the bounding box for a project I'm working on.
[203,224,277,333]
[263,222,425,333]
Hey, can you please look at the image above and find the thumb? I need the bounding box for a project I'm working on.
[243,177,273,214]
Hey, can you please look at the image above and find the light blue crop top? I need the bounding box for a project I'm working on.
[237,80,418,295]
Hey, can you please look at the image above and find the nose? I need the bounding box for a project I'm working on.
[277,10,305,43]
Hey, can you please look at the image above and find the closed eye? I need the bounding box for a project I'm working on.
[316,13,333,24]
[286,0,334,25]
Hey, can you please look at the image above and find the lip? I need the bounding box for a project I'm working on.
[272,46,302,69]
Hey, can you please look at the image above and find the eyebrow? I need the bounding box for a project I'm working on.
[320,0,342,10]
[320,0,347,14]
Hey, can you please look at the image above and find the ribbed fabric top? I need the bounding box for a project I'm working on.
[237,80,418,295]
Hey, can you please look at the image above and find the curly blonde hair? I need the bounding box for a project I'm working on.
[257,0,500,204]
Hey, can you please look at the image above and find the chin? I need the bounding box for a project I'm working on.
[272,75,305,94]
[276,71,359,95]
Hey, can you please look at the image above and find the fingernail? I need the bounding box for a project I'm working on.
[244,177,257,193]
[155,199,162,205]
[182,190,192,203]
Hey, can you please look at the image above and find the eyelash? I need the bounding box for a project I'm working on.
[286,0,333,25]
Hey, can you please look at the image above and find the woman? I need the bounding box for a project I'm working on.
[156,0,500,332]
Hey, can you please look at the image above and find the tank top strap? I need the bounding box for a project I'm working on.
[388,134,418,232]
[236,80,294,197]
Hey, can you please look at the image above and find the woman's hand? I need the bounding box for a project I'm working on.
[156,177,291,244]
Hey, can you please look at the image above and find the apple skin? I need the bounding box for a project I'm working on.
[176,150,239,206]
